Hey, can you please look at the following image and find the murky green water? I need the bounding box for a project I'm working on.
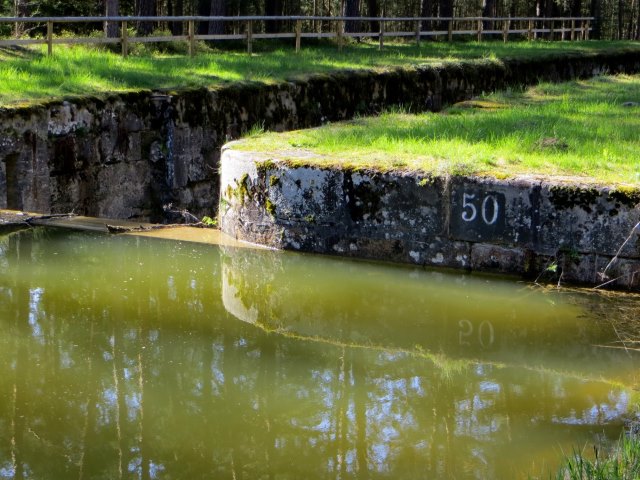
[0,228,638,479]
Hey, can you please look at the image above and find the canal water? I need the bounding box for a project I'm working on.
[0,228,638,479]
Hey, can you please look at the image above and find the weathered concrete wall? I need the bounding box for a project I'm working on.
[0,50,639,220]
[219,148,640,289]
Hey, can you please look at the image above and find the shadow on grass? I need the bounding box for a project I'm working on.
[0,40,639,104]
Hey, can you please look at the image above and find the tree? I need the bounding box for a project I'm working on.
[590,0,602,38]
[135,0,156,35]
[168,0,184,35]
[198,0,226,36]
[437,0,452,32]
[105,0,120,38]
[13,0,30,36]
[570,0,582,16]
[344,0,361,33]
[637,0,640,39]
[420,0,434,34]
[366,0,379,33]
[482,0,497,30]
[265,0,283,33]
[617,0,624,39]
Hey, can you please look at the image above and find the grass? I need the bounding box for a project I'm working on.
[0,39,639,106]
[554,432,640,479]
[238,74,640,185]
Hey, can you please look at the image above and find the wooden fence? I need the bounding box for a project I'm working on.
[0,15,594,57]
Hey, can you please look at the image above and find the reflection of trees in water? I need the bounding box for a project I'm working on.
[0,230,636,479]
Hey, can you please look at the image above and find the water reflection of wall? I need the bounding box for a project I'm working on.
[220,244,639,386]
[0,229,637,480]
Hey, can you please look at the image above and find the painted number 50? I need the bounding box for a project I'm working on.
[461,193,499,225]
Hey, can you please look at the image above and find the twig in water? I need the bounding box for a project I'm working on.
[596,221,640,288]
[594,274,627,290]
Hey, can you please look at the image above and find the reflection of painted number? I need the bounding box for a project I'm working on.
[458,319,495,348]
[481,195,499,225]
[478,321,495,348]
[461,192,500,226]
[461,193,477,222]
[458,319,473,346]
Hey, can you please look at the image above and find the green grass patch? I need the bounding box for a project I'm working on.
[239,74,640,185]
[554,432,640,480]
[0,40,639,106]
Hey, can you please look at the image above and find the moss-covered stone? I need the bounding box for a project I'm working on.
[609,187,640,208]
[263,198,275,217]
[549,185,600,212]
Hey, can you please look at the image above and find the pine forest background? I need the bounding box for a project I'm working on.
[2,0,638,42]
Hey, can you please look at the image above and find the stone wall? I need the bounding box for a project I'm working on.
[219,149,640,289]
[0,49,639,220]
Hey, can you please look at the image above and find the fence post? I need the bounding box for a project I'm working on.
[528,19,533,41]
[549,19,554,40]
[447,19,453,41]
[337,19,343,51]
[246,20,253,54]
[379,19,384,50]
[415,20,420,46]
[502,18,509,42]
[47,20,53,56]
[188,20,195,57]
[121,20,128,58]
[295,19,302,52]
[585,20,590,40]
[477,18,482,42]
[570,19,575,40]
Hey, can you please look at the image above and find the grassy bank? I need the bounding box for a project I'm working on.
[554,432,640,480]
[239,73,640,185]
[0,40,639,106]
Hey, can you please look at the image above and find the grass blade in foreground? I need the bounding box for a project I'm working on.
[555,432,640,480]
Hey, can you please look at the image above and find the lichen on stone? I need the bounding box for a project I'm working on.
[549,185,599,212]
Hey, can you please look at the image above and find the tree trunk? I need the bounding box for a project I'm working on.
[169,0,184,35]
[366,0,379,33]
[546,0,555,16]
[618,0,624,38]
[208,0,226,35]
[637,0,640,39]
[344,0,361,33]
[13,0,29,36]
[570,0,582,16]
[420,0,434,33]
[265,0,283,33]
[482,0,496,30]
[590,0,602,39]
[197,0,225,36]
[627,0,635,38]
[438,0,452,32]
[545,0,555,39]
[105,0,120,38]
[135,0,156,36]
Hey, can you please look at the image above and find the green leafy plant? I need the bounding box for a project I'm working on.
[201,215,217,227]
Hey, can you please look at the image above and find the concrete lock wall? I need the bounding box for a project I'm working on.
[219,149,640,289]
[0,50,640,220]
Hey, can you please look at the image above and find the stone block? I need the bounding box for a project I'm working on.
[537,184,640,258]
[470,243,527,274]
[450,176,540,247]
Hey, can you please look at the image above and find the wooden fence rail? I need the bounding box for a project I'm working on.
[0,15,594,57]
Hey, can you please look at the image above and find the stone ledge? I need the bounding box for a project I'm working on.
[1,49,640,221]
[219,147,640,289]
